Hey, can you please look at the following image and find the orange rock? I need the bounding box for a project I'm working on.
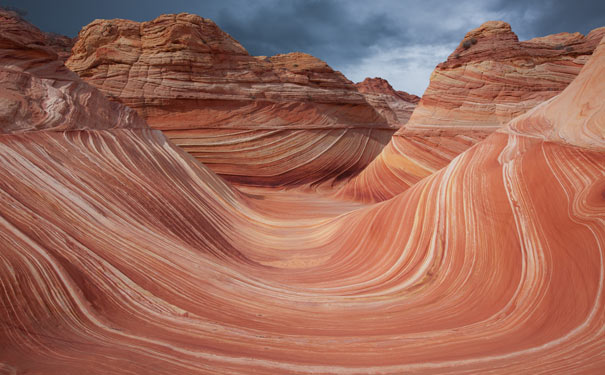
[45,32,74,63]
[66,13,393,187]
[1,11,605,374]
[338,21,604,202]
[355,77,420,126]
[0,9,145,133]
[505,34,605,149]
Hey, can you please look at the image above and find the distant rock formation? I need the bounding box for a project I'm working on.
[417,21,604,130]
[337,21,605,202]
[66,13,394,187]
[355,77,420,126]
[44,32,74,62]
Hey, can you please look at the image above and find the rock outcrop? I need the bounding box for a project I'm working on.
[65,13,394,187]
[2,11,605,374]
[355,77,420,125]
[338,21,605,202]
[0,10,144,133]
[416,21,604,130]
[44,32,74,62]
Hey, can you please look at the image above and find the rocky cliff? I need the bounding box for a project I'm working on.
[338,21,605,202]
[0,10,144,133]
[355,77,420,125]
[66,13,393,187]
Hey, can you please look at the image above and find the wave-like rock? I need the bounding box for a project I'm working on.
[355,77,420,126]
[65,13,393,187]
[338,21,605,202]
[2,12,605,374]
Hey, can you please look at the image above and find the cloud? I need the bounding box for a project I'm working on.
[213,0,403,62]
[4,0,604,95]
[487,0,605,39]
[208,0,504,94]
[341,43,456,96]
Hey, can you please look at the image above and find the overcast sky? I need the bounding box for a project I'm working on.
[4,0,604,95]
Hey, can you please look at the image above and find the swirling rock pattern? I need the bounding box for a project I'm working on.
[338,21,605,202]
[355,77,420,126]
[2,13,605,374]
[65,13,393,187]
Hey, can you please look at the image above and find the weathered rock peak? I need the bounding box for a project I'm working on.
[66,13,391,187]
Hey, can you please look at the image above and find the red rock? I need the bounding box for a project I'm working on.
[0,7,75,63]
[395,90,421,104]
[355,77,420,125]
[1,11,605,374]
[0,10,145,133]
[66,13,393,187]
[338,21,604,202]
[44,32,74,63]
[505,33,605,149]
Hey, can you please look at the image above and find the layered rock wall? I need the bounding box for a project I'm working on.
[338,21,605,202]
[355,77,420,126]
[0,10,144,133]
[66,14,393,187]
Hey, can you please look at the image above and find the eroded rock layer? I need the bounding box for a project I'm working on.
[355,77,420,126]
[338,21,605,202]
[65,13,393,187]
[0,10,144,133]
[2,12,605,374]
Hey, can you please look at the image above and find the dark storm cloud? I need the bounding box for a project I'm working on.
[0,0,404,64]
[487,0,605,39]
[2,0,603,94]
[213,0,401,61]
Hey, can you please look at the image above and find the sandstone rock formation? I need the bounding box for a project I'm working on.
[44,32,74,62]
[2,11,605,374]
[0,7,74,63]
[355,77,420,125]
[65,13,394,187]
[338,21,605,202]
[0,10,144,133]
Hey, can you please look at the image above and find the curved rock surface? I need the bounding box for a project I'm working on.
[338,21,605,202]
[65,13,393,187]
[355,77,420,126]
[2,13,605,374]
